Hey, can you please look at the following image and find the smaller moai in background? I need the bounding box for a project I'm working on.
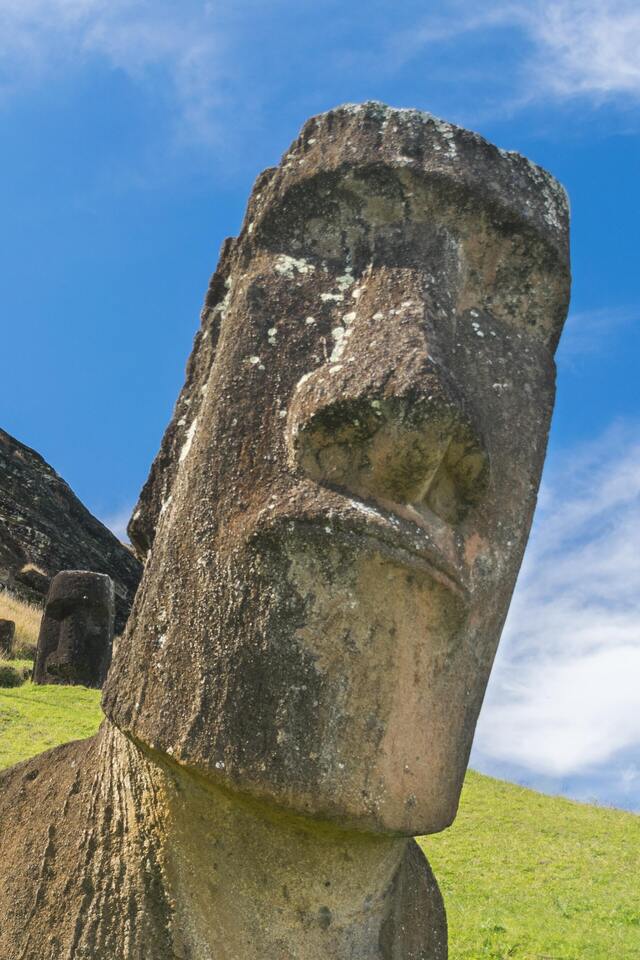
[34,571,115,688]
[0,620,15,657]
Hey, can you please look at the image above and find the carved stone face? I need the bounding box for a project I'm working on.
[35,571,115,688]
[105,104,570,835]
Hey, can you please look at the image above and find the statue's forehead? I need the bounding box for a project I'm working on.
[231,216,565,352]
[244,103,569,267]
[244,188,567,352]
[253,166,489,243]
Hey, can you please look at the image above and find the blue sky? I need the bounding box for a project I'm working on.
[1,0,638,810]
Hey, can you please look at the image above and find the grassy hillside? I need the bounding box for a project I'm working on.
[0,682,102,768]
[422,773,640,959]
[0,685,638,959]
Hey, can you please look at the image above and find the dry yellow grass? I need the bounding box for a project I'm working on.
[0,591,42,658]
[19,563,45,576]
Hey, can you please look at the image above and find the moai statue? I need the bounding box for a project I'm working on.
[0,619,15,657]
[33,571,115,688]
[0,103,570,960]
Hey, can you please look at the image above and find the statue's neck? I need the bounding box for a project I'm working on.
[159,758,407,958]
[111,724,408,958]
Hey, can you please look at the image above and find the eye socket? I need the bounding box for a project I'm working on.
[292,396,488,525]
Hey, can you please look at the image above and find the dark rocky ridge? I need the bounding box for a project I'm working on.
[0,428,141,632]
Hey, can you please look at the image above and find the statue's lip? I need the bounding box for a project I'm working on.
[331,496,468,600]
[255,491,468,600]
[249,486,468,599]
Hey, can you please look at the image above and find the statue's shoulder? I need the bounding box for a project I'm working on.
[381,839,448,960]
[0,726,173,960]
[0,736,98,864]
[0,735,93,800]
[0,736,100,956]
[0,735,103,959]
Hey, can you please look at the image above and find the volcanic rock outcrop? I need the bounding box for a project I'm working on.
[0,102,570,959]
[0,428,141,632]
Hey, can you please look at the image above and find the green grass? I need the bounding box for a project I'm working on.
[0,687,638,959]
[6,659,34,674]
[0,681,102,769]
[421,771,640,959]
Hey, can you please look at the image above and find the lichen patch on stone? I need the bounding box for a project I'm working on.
[275,255,316,278]
[178,418,198,464]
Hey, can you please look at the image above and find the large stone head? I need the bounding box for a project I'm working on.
[35,570,115,688]
[104,103,570,835]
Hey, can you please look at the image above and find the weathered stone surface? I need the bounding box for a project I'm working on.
[0,428,141,632]
[0,102,570,959]
[33,571,115,688]
[0,618,15,656]
[0,731,175,960]
[0,726,447,960]
[112,101,569,830]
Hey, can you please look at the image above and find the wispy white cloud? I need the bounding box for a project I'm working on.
[100,505,132,543]
[390,0,640,108]
[558,306,639,361]
[520,0,640,102]
[473,423,640,808]
[1,0,638,144]
[0,0,228,140]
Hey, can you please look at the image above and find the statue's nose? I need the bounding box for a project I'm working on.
[286,271,488,525]
[288,382,487,525]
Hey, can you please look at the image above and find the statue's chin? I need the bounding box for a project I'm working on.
[110,525,480,837]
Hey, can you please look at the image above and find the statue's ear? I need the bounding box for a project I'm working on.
[127,237,235,561]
